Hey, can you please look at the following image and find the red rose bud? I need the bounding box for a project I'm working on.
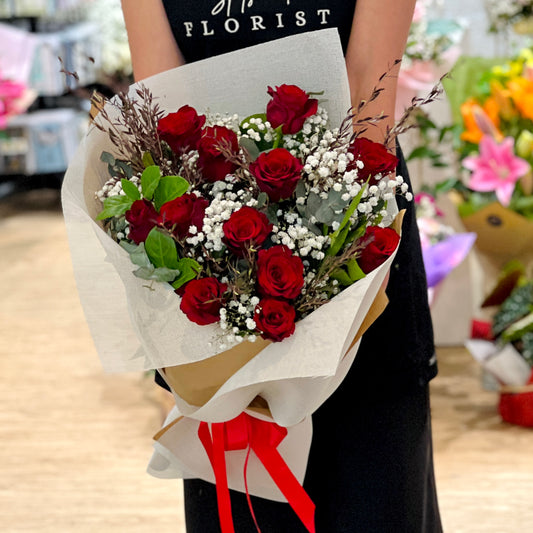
[197,125,239,182]
[257,245,304,299]
[254,297,296,342]
[157,105,206,152]
[250,148,303,202]
[222,206,273,254]
[125,199,161,244]
[358,226,400,274]
[266,84,318,134]
[179,277,228,326]
[160,193,209,239]
[347,137,399,185]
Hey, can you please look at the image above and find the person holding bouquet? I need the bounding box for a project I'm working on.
[120,1,442,531]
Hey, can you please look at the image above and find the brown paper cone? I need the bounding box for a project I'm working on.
[460,202,533,259]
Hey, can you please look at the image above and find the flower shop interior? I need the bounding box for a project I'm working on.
[1,0,533,532]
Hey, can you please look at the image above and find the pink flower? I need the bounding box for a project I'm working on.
[463,136,530,206]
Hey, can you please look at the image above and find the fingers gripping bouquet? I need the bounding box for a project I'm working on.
[62,31,409,533]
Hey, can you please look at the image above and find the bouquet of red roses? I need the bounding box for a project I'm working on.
[62,30,407,533]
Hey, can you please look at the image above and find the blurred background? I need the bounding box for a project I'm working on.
[1,0,533,531]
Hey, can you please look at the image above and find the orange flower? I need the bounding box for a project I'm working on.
[507,77,533,121]
[460,98,501,144]
[490,80,515,121]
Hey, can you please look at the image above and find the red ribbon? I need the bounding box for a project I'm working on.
[198,413,315,533]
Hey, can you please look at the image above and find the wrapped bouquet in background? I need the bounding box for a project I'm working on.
[415,192,476,305]
[467,264,533,426]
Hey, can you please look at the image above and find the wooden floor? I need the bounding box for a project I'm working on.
[1,188,532,532]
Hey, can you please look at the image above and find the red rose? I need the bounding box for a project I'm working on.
[266,84,318,134]
[347,137,398,185]
[358,226,400,274]
[254,297,296,342]
[257,245,304,299]
[179,277,228,325]
[197,125,239,182]
[222,206,273,255]
[157,105,206,152]
[160,193,209,239]
[125,199,161,244]
[250,148,303,202]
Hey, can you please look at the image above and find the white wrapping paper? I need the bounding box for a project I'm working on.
[62,29,402,498]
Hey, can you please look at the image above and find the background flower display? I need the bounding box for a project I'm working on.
[441,49,533,267]
[485,0,533,34]
[0,71,34,129]
[396,0,464,119]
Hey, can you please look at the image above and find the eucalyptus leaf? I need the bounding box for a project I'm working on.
[145,228,179,269]
[141,165,161,201]
[100,151,116,165]
[315,203,335,225]
[121,178,141,201]
[120,241,152,268]
[256,192,269,209]
[96,195,133,220]
[117,161,133,179]
[154,175,189,210]
[134,266,183,283]
[240,137,261,160]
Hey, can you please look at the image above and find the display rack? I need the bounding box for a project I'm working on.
[0,0,99,194]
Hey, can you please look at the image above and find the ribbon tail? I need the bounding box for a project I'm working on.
[199,423,235,533]
[252,442,316,533]
[244,445,262,533]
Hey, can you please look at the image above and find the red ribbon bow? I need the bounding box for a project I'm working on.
[198,413,315,533]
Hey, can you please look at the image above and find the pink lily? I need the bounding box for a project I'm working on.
[463,136,530,206]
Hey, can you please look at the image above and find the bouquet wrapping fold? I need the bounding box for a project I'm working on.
[62,29,402,504]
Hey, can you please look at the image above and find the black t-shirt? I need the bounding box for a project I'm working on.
[159,0,437,393]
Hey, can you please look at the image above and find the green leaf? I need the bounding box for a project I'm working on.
[327,224,350,257]
[143,152,156,168]
[96,195,134,220]
[347,258,366,282]
[121,178,141,201]
[141,165,161,201]
[171,258,202,289]
[144,227,179,269]
[154,175,189,210]
[330,268,353,287]
[329,186,366,244]
[240,113,268,129]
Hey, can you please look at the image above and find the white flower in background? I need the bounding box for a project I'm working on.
[87,0,132,77]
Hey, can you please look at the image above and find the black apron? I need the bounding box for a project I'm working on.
[158,2,442,530]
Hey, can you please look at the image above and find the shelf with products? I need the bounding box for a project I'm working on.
[0,0,98,186]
